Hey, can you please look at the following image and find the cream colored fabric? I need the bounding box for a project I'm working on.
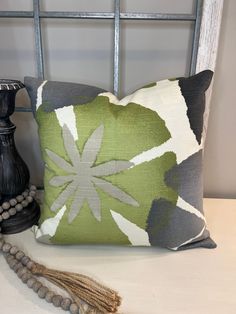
[0,198,235,314]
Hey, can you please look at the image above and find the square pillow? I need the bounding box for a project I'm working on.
[24,71,216,250]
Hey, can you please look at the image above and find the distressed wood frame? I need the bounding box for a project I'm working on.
[195,0,224,140]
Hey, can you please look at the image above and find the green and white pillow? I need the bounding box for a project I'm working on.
[25,71,216,250]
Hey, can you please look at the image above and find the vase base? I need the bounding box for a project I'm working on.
[1,200,40,234]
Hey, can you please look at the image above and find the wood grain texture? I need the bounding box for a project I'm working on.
[195,0,224,141]
[0,82,40,234]
[0,87,30,196]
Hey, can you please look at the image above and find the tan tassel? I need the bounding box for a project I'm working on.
[31,262,121,313]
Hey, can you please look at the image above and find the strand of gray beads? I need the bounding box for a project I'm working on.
[0,185,36,223]
[1,242,81,313]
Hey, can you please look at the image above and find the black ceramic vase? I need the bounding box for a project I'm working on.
[0,79,40,234]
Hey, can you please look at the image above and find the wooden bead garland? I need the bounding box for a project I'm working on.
[0,186,121,314]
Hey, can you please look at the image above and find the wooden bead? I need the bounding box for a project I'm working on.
[5,254,14,262]
[6,255,14,264]
[21,256,30,266]
[70,303,80,314]
[2,202,10,210]
[17,267,27,278]
[22,191,28,198]
[82,303,89,312]
[15,251,25,261]
[27,277,36,288]
[17,266,25,278]
[13,262,23,274]
[32,281,42,293]
[21,272,31,283]
[29,191,36,197]
[26,260,34,270]
[10,246,19,255]
[2,242,11,253]
[6,252,14,261]
[13,263,23,273]
[12,262,22,273]
[21,200,28,208]
[9,207,17,216]
[2,211,10,220]
[30,185,37,191]
[9,259,18,269]
[16,195,24,202]
[61,298,72,311]
[45,291,54,303]
[52,295,63,307]
[38,286,49,299]
[0,239,5,250]
[13,261,22,271]
[15,204,23,212]
[0,206,3,213]
[9,199,17,206]
[26,196,33,203]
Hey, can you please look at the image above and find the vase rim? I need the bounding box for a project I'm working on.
[0,79,24,91]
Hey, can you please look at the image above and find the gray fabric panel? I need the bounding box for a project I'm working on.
[165,150,203,212]
[178,70,213,144]
[177,236,217,250]
[146,198,214,249]
[24,76,107,115]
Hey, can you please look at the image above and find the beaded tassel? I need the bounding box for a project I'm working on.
[0,186,121,314]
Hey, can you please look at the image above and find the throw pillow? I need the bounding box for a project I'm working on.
[24,71,216,250]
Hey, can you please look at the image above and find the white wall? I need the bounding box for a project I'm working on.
[203,0,236,198]
[0,0,235,198]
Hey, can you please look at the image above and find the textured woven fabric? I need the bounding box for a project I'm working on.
[25,71,216,250]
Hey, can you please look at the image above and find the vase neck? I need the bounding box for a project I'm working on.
[0,91,17,119]
[0,79,25,119]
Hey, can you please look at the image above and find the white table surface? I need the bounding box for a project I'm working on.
[0,198,236,314]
